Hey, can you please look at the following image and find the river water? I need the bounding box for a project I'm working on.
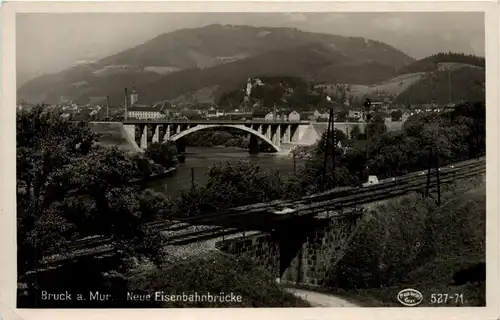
[148,147,305,197]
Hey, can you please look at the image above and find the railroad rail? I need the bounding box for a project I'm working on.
[37,157,485,268]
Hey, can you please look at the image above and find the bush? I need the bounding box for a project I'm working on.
[145,142,178,169]
[126,252,310,307]
[326,185,486,291]
[174,161,284,216]
[327,193,436,289]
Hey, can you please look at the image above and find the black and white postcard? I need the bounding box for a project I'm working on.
[1,1,499,320]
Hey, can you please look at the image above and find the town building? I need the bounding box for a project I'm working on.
[264,112,274,121]
[348,110,363,120]
[299,111,316,121]
[206,110,225,118]
[313,109,329,120]
[127,105,164,119]
[288,110,300,121]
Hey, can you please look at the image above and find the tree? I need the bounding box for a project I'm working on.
[391,110,403,121]
[145,142,178,169]
[365,115,387,140]
[350,125,362,140]
[174,161,283,216]
[17,106,172,276]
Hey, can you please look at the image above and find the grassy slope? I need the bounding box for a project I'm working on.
[329,183,486,307]
[349,72,426,99]
[127,252,311,307]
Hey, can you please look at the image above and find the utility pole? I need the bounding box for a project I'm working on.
[448,67,452,105]
[321,107,335,191]
[363,98,372,180]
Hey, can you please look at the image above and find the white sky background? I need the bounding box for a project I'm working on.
[16,12,485,87]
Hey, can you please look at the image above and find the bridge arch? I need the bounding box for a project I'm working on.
[168,124,282,152]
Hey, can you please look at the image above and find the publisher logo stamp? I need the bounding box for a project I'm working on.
[397,288,424,307]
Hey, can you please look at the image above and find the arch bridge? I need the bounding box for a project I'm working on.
[121,119,311,153]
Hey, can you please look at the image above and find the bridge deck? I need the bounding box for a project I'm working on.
[121,120,309,125]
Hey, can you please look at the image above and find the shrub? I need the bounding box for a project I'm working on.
[126,252,310,307]
[326,184,486,293]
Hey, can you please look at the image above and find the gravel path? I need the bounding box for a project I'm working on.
[284,288,360,307]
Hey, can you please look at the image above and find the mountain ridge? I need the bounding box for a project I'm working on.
[18,24,415,104]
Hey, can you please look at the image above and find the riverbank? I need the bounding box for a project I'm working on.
[129,165,179,185]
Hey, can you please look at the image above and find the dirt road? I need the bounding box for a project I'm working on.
[285,288,360,307]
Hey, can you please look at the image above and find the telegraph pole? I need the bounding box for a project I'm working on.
[448,67,452,105]
[321,107,335,191]
[363,98,372,181]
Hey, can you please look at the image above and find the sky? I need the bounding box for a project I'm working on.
[16,12,485,87]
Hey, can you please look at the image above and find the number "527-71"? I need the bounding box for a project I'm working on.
[430,293,465,304]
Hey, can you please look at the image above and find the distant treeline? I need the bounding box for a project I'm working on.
[395,66,485,105]
[184,129,248,149]
[397,52,485,75]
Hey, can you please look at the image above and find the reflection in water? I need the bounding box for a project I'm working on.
[148,147,305,197]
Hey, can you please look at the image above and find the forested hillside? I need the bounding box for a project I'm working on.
[396,52,484,75]
[17,25,414,105]
[395,66,485,105]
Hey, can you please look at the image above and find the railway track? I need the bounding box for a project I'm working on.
[36,165,484,270]
[61,158,484,249]
[167,158,485,226]
[39,158,485,264]
[165,166,485,245]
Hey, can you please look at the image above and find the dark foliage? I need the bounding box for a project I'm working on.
[17,106,173,276]
[453,262,486,286]
[395,67,485,105]
[174,161,284,216]
[397,52,485,75]
[127,253,310,307]
[145,141,179,169]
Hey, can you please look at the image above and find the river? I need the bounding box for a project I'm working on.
[148,147,305,197]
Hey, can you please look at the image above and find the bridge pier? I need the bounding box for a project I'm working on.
[163,124,171,141]
[248,135,259,154]
[123,124,136,142]
[275,125,281,146]
[264,125,271,140]
[152,125,160,143]
[283,125,291,144]
[140,125,148,149]
[291,124,300,143]
[175,137,186,153]
[216,212,364,287]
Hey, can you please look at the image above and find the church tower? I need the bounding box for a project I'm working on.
[130,81,139,105]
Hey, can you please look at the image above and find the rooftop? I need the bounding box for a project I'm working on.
[128,105,162,112]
